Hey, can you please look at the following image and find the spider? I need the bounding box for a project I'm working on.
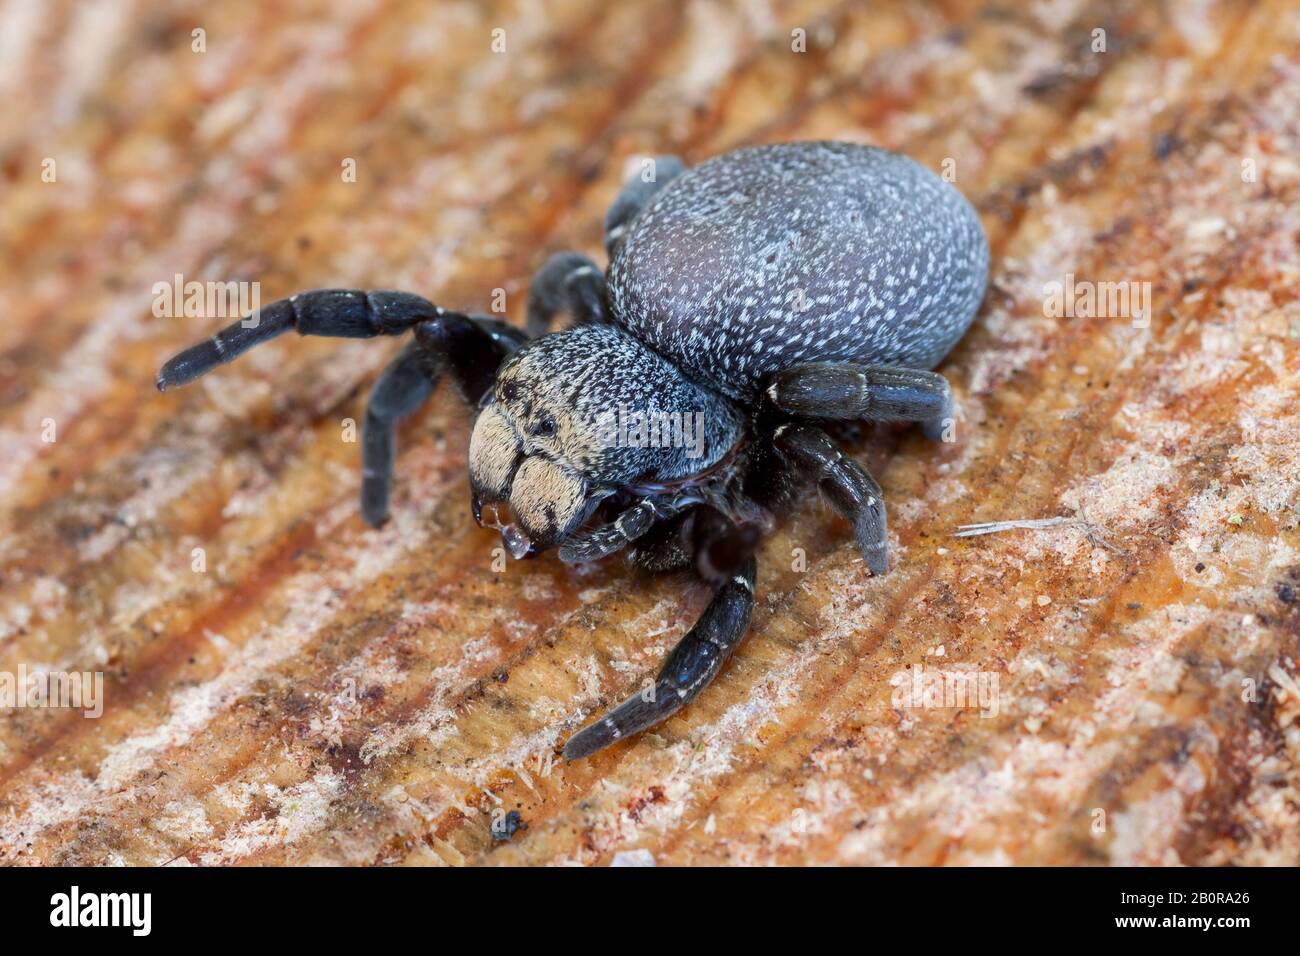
[157,141,988,760]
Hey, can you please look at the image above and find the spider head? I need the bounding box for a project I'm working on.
[468,324,743,559]
[468,397,601,559]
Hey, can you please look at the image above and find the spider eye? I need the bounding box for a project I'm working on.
[500,382,519,403]
[533,417,557,438]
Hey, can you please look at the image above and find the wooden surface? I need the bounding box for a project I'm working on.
[1,0,1299,866]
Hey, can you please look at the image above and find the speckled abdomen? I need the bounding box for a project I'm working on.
[607,141,989,400]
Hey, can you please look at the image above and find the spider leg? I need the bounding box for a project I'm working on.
[157,289,461,390]
[361,342,435,526]
[774,422,889,575]
[563,508,758,760]
[412,312,526,405]
[626,511,694,572]
[525,252,607,337]
[604,154,685,258]
[157,288,527,525]
[767,361,953,441]
[557,490,701,564]
[360,316,525,526]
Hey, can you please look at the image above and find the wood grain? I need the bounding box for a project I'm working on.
[1,0,1298,866]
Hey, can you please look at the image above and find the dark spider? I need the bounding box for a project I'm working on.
[157,141,988,760]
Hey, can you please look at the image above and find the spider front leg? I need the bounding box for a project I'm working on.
[774,422,889,575]
[156,288,523,526]
[157,289,455,390]
[361,342,435,525]
[767,361,954,441]
[361,315,525,526]
[563,508,759,760]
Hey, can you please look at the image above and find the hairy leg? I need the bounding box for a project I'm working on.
[156,289,456,390]
[774,422,889,575]
[557,489,703,564]
[361,343,435,526]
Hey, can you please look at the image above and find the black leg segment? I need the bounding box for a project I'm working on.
[525,252,607,337]
[767,361,952,439]
[361,314,524,526]
[775,423,889,574]
[562,555,756,760]
[360,342,437,527]
[413,312,522,406]
[157,289,447,390]
[557,490,704,565]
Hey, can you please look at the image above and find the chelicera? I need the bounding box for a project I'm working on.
[157,141,989,760]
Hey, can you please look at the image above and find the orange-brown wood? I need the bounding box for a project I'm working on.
[0,0,1297,865]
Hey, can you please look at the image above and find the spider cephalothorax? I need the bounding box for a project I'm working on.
[468,323,746,558]
[157,141,988,760]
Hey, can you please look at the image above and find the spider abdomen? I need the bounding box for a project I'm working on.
[607,141,989,400]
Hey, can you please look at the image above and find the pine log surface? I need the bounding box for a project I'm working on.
[1,0,1299,866]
